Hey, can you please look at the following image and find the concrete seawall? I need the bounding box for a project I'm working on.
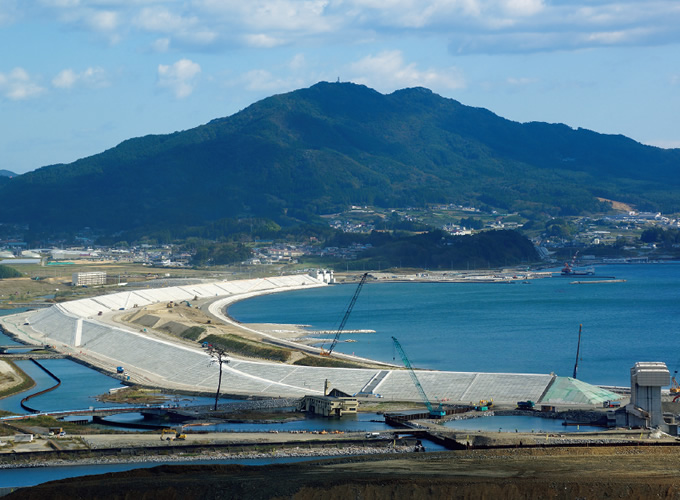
[0,275,619,406]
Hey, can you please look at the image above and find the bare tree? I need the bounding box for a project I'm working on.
[207,344,230,411]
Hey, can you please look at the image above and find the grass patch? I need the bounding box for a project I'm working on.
[181,326,206,341]
[202,334,291,362]
[0,360,35,399]
[292,355,368,369]
[97,387,167,405]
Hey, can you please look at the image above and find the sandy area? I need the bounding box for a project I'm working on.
[0,359,22,394]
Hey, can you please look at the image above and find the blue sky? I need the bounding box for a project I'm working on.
[1,0,679,174]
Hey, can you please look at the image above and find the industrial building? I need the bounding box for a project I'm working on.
[613,362,673,431]
[299,389,358,417]
[72,271,107,287]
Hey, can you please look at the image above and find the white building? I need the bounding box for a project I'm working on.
[72,271,107,287]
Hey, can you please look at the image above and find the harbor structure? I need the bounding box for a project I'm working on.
[615,362,671,429]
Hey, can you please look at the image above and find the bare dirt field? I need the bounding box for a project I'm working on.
[8,446,680,499]
[0,360,27,398]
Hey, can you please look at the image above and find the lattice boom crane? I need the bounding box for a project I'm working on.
[320,272,368,357]
[391,336,446,418]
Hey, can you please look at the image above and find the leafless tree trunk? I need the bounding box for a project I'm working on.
[207,345,230,411]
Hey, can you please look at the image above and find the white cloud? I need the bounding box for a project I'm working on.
[38,0,81,7]
[134,6,195,33]
[86,9,118,32]
[349,50,465,92]
[134,6,218,46]
[152,37,171,52]
[52,66,109,89]
[195,0,335,33]
[5,0,680,55]
[157,59,201,98]
[0,67,45,100]
[243,33,285,48]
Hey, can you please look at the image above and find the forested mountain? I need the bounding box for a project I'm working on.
[0,170,16,177]
[0,82,678,232]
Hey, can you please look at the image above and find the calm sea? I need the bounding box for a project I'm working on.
[229,263,680,387]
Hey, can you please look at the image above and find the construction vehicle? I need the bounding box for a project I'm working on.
[319,273,368,357]
[160,428,186,441]
[516,400,535,410]
[392,336,446,418]
[475,399,494,411]
[671,370,680,395]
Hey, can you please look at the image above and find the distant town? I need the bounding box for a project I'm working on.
[1,204,679,275]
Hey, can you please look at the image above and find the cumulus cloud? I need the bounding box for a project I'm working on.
[134,6,195,33]
[157,59,201,98]
[349,50,465,92]
[0,67,45,100]
[4,0,680,54]
[196,0,336,33]
[52,66,109,89]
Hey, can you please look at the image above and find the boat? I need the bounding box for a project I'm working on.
[561,262,595,276]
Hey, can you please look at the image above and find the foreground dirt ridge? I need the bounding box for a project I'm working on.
[8,447,680,499]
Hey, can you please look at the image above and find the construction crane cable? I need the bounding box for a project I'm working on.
[320,272,368,356]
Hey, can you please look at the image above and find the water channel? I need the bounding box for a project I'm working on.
[0,456,328,489]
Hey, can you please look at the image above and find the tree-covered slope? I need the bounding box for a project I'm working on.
[0,82,678,231]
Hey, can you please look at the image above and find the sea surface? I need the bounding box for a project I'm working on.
[228,263,680,387]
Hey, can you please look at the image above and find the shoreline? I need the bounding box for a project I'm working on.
[0,444,421,470]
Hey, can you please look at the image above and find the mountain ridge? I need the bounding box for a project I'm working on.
[1,81,678,232]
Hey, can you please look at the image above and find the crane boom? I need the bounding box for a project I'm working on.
[391,336,445,418]
[320,272,368,356]
[573,324,582,379]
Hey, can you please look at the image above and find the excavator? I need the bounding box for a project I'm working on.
[671,370,680,402]
[160,428,186,441]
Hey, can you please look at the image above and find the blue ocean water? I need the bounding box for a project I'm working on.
[229,264,680,387]
[442,415,602,433]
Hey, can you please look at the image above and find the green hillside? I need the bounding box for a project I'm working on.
[0,82,678,232]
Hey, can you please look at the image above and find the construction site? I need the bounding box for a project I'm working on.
[4,272,680,497]
[1,274,631,408]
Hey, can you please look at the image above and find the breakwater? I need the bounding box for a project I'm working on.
[20,359,61,413]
